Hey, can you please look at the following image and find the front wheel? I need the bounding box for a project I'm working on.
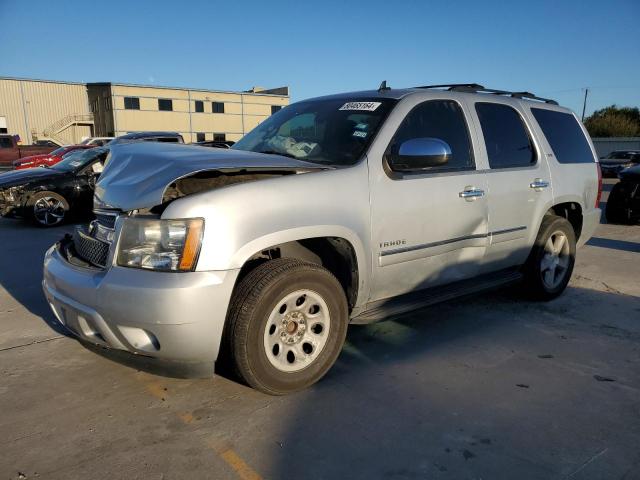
[224,258,348,395]
[523,215,576,300]
[29,191,69,227]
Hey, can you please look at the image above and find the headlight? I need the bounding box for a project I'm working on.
[116,218,204,271]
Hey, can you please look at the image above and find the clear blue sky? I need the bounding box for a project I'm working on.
[1,0,638,116]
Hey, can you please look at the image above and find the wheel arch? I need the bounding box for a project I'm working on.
[231,228,367,314]
[546,201,583,240]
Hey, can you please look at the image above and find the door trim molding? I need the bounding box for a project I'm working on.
[378,226,527,265]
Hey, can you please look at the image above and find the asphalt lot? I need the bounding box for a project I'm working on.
[1,179,639,480]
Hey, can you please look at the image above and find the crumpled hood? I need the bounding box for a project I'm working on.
[94,142,327,211]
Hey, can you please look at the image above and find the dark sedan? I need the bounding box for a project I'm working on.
[599,150,640,178]
[605,164,640,224]
[0,147,108,227]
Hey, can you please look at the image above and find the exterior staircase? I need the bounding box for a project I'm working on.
[37,113,94,145]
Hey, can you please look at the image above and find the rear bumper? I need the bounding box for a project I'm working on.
[43,243,239,363]
[578,208,600,247]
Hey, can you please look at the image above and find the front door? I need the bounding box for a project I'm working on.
[368,98,489,303]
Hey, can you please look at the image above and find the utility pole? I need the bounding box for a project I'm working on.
[581,88,589,121]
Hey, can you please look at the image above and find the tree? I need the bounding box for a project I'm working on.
[584,105,640,137]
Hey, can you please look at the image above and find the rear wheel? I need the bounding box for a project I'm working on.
[29,191,69,227]
[523,215,576,300]
[605,183,633,224]
[224,258,348,395]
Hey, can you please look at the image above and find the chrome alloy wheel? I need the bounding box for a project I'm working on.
[540,230,571,290]
[33,196,65,226]
[263,289,331,373]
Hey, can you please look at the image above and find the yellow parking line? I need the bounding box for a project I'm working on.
[178,412,194,424]
[137,376,262,480]
[215,445,263,480]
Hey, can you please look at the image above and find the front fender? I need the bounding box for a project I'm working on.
[162,164,372,308]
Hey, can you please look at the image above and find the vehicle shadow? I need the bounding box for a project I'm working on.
[266,284,640,479]
[0,218,76,336]
[587,236,640,253]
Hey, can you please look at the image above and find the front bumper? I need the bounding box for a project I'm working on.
[43,243,239,363]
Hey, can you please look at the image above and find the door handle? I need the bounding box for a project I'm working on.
[530,179,550,191]
[459,187,485,201]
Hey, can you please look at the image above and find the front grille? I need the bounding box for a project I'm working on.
[95,212,117,229]
[73,227,110,268]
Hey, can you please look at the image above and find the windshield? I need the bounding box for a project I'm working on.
[232,98,397,166]
[51,147,108,172]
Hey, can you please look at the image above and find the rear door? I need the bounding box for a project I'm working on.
[469,101,553,271]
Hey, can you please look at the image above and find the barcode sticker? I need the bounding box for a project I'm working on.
[339,102,382,112]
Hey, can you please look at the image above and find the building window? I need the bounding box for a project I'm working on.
[212,102,225,114]
[271,105,282,115]
[214,133,226,142]
[158,99,173,111]
[195,100,204,113]
[124,97,140,110]
[196,132,205,142]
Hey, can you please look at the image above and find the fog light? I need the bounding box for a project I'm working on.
[118,326,160,352]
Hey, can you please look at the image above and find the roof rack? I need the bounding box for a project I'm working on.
[414,83,558,105]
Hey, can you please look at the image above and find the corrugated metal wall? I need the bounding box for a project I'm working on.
[0,78,92,145]
[592,137,640,158]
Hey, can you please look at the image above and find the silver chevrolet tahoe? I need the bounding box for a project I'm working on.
[42,83,602,394]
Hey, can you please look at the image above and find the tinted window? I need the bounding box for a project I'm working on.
[476,103,535,168]
[271,105,282,115]
[213,102,225,113]
[388,100,474,171]
[214,133,226,141]
[0,137,13,148]
[158,99,173,111]
[124,97,140,110]
[195,100,204,113]
[196,132,205,142]
[531,108,594,164]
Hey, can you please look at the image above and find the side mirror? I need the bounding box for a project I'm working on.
[389,138,451,172]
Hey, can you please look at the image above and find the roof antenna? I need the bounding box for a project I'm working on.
[378,80,390,92]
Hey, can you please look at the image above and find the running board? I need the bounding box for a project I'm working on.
[351,269,523,324]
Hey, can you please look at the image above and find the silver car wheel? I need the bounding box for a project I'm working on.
[263,289,331,373]
[33,196,65,226]
[540,230,571,289]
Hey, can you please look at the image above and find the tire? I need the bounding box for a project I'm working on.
[523,215,576,300]
[605,183,633,225]
[28,191,69,227]
[224,258,348,395]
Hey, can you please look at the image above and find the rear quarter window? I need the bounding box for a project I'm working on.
[531,109,595,164]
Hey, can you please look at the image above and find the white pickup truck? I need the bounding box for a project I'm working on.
[43,83,601,394]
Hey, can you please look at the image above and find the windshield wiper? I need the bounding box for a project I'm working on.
[258,150,298,160]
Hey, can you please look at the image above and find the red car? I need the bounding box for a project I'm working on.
[13,144,96,170]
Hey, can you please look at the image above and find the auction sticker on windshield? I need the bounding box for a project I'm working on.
[339,102,381,111]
